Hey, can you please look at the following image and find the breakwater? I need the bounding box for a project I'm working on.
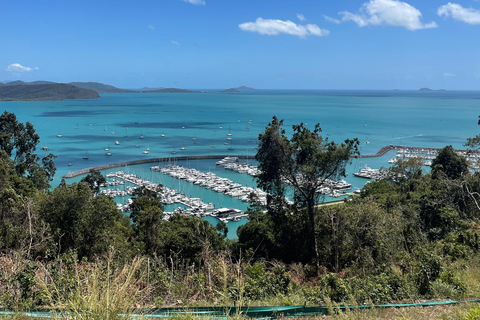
[63,145,474,179]
[62,155,255,178]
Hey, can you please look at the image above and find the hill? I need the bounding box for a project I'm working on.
[69,82,133,93]
[220,88,240,93]
[0,83,100,101]
[235,86,255,91]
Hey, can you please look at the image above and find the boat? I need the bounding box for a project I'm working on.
[41,145,49,151]
[171,151,177,154]
[139,135,144,139]
[115,141,120,145]
[57,134,62,138]
[68,163,72,166]
[142,150,149,154]
[105,152,112,156]
[211,144,216,148]
[180,146,186,150]
[216,157,238,166]
[353,165,383,179]
[105,147,109,151]
[161,133,165,137]
[83,151,89,160]
[388,157,397,164]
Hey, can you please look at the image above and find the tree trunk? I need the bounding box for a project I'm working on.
[307,199,319,270]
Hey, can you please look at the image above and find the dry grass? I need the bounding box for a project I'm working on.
[38,252,151,320]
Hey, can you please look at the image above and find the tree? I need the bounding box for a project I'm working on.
[0,111,56,190]
[40,182,129,259]
[129,186,164,255]
[431,145,469,180]
[81,169,107,195]
[255,116,359,265]
[386,157,424,191]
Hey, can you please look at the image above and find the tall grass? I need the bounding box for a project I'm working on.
[38,252,150,320]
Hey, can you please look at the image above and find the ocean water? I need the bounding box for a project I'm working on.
[2,90,480,238]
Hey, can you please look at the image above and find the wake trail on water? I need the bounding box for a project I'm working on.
[391,134,423,140]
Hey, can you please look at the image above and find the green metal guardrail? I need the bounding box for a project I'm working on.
[1,299,479,319]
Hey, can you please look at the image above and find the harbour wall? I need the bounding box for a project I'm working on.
[63,155,255,179]
[63,145,475,179]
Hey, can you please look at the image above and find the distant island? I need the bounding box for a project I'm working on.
[141,88,200,93]
[418,88,446,92]
[0,80,210,101]
[69,82,133,93]
[0,83,99,101]
[220,86,255,93]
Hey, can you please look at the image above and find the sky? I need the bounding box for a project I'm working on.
[1,0,480,90]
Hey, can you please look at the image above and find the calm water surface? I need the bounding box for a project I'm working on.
[3,90,480,238]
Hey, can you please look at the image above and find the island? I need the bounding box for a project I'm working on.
[418,88,446,92]
[0,83,100,101]
[220,86,255,93]
[141,88,199,93]
[220,88,240,93]
[69,82,133,93]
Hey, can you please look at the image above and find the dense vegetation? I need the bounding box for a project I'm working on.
[2,111,480,319]
[0,83,100,101]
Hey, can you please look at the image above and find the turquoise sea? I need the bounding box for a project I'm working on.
[2,90,480,238]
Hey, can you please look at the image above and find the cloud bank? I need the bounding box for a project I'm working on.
[5,63,39,73]
[338,0,438,30]
[239,18,329,38]
[438,3,480,25]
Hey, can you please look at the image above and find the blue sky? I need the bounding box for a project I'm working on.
[1,0,480,89]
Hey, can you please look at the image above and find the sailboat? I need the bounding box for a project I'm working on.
[83,151,89,160]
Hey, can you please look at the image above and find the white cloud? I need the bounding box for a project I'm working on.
[5,63,39,73]
[443,72,456,78]
[183,0,205,5]
[297,13,306,21]
[339,0,438,30]
[323,15,342,24]
[438,3,480,25]
[171,40,180,46]
[239,18,329,38]
[149,24,155,30]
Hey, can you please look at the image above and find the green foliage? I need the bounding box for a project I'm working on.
[243,262,291,300]
[0,111,56,190]
[80,169,106,195]
[431,145,470,180]
[157,214,225,264]
[40,182,132,259]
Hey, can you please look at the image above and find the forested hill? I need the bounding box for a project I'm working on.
[69,82,133,93]
[0,83,100,101]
